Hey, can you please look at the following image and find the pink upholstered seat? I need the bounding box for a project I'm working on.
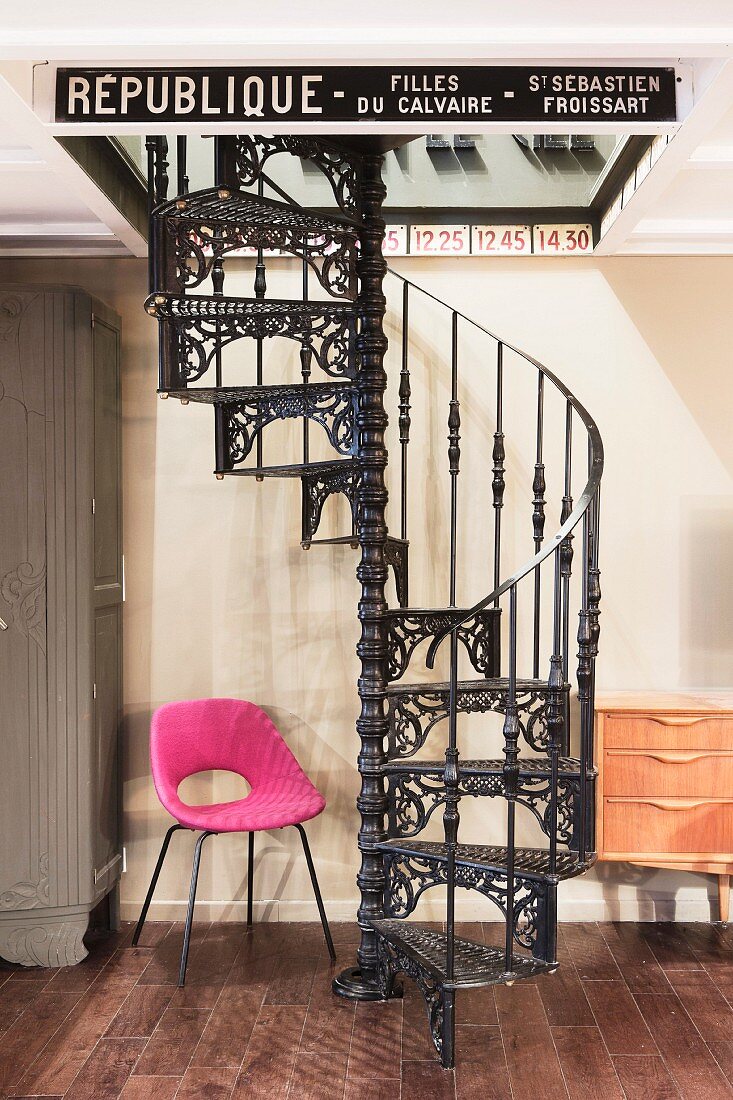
[150,698,326,833]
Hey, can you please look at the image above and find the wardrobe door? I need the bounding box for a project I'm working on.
[91,311,123,901]
[0,291,49,946]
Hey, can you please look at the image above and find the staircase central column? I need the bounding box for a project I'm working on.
[333,152,391,1000]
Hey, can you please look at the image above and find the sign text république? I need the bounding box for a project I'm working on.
[56,67,678,124]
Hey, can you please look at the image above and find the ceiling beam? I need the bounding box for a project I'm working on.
[594,58,733,255]
[0,71,147,256]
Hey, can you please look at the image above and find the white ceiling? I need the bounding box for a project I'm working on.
[0,2,732,257]
[2,1,733,57]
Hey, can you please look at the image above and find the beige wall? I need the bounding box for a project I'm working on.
[5,253,733,923]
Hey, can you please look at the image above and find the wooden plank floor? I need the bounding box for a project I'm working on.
[1,920,732,1098]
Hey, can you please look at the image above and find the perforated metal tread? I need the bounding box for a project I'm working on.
[216,458,357,479]
[303,533,406,548]
[376,840,590,882]
[163,380,356,405]
[154,187,359,237]
[146,293,357,321]
[369,919,550,988]
[383,757,592,778]
[385,676,554,698]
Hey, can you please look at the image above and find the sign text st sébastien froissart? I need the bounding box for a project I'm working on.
[55,67,678,124]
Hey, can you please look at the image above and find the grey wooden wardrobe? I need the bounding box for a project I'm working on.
[0,285,123,966]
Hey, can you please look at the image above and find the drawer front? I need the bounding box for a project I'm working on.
[603,749,733,797]
[602,714,733,750]
[603,797,733,857]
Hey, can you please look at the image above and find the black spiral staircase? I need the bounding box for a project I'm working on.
[145,134,603,1070]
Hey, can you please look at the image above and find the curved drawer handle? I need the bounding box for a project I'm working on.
[643,751,722,764]
[609,797,731,812]
[644,716,719,727]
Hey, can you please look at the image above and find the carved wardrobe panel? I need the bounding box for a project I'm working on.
[0,286,122,966]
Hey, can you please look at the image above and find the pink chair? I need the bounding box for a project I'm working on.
[132,698,335,984]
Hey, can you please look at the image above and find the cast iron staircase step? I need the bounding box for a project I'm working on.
[301,534,409,607]
[368,919,550,989]
[215,458,357,479]
[155,187,359,238]
[383,757,588,780]
[385,676,566,758]
[162,380,356,405]
[300,534,407,549]
[149,293,357,387]
[146,292,357,323]
[383,756,594,845]
[213,381,357,467]
[153,189,358,299]
[386,675,553,700]
[376,839,591,884]
[384,607,501,682]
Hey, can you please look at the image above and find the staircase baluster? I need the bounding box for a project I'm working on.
[449,312,460,607]
[213,136,237,192]
[575,438,599,866]
[560,402,574,755]
[587,486,602,855]
[547,547,564,876]
[492,343,505,608]
[503,584,519,975]
[145,136,156,294]
[399,280,411,542]
[532,373,546,677]
[444,311,461,1003]
[176,136,189,196]
[154,136,169,207]
[145,136,157,215]
[146,136,168,295]
[255,177,266,476]
[301,257,311,465]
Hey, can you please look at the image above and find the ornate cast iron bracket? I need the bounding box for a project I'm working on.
[384,537,409,608]
[385,763,583,846]
[381,847,553,960]
[386,679,566,759]
[149,296,357,386]
[154,191,358,300]
[300,462,359,544]
[384,608,501,682]
[217,383,357,467]
[232,136,361,220]
[376,935,449,1061]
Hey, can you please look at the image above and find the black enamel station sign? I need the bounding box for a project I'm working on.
[55,66,678,124]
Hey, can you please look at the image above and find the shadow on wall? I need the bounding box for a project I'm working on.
[590,860,717,921]
[680,496,733,686]
[601,258,733,477]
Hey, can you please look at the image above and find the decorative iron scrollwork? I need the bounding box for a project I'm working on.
[376,935,446,1057]
[151,296,356,383]
[384,538,409,608]
[301,463,359,544]
[386,763,581,846]
[384,608,499,682]
[222,383,357,465]
[382,847,548,957]
[234,136,361,219]
[158,191,358,300]
[387,679,560,759]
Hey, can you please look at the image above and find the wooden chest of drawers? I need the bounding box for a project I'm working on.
[595,691,733,922]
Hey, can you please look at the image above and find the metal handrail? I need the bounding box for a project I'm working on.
[384,270,604,668]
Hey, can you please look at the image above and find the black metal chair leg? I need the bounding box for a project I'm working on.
[247,832,255,927]
[294,823,336,962]
[178,830,216,987]
[132,823,185,947]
